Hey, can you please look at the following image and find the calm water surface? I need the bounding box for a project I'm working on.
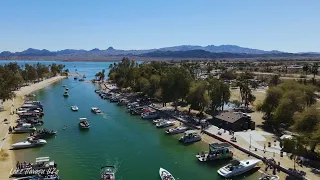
[2,60,261,180]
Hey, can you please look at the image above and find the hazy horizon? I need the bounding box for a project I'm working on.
[1,0,320,53]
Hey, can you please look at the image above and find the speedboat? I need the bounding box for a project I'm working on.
[63,91,69,97]
[100,165,115,180]
[71,106,79,111]
[196,143,233,162]
[29,129,57,139]
[66,88,69,91]
[74,76,78,80]
[11,138,47,149]
[62,85,66,87]
[79,118,90,129]
[166,126,188,135]
[153,118,166,124]
[91,107,101,114]
[141,111,158,119]
[156,120,175,128]
[13,123,36,133]
[217,159,261,178]
[79,78,84,81]
[259,175,280,180]
[159,168,175,180]
[95,89,101,93]
[179,130,201,144]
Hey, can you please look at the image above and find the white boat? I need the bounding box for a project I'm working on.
[156,120,175,128]
[100,165,115,180]
[13,123,36,133]
[159,168,175,180]
[141,111,158,119]
[259,175,280,180]
[217,159,261,178]
[166,126,188,135]
[91,107,101,114]
[11,138,47,149]
[179,130,201,144]
[71,106,79,111]
[152,118,166,124]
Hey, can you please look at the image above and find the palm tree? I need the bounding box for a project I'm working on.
[303,64,309,76]
[311,63,318,79]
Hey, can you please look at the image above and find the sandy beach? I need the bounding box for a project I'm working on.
[0,76,66,180]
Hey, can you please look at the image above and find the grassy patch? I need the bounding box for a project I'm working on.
[0,150,9,161]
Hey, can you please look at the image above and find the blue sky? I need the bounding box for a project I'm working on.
[0,0,319,53]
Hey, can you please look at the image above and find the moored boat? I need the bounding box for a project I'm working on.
[152,118,166,124]
[141,111,159,119]
[196,142,233,162]
[29,129,57,139]
[179,130,201,144]
[13,123,36,133]
[17,120,43,127]
[11,138,47,150]
[79,118,90,129]
[159,168,175,180]
[156,120,175,128]
[100,165,115,180]
[217,159,261,178]
[117,99,129,106]
[166,126,188,135]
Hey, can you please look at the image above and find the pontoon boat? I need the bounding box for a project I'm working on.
[179,130,201,144]
[196,143,233,162]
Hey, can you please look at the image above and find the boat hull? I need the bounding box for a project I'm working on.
[159,168,175,180]
[12,141,47,150]
[217,160,260,178]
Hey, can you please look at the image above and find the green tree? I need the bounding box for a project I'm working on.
[207,77,230,112]
[186,80,210,112]
[239,83,254,109]
[269,75,281,87]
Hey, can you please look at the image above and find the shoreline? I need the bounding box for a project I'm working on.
[0,75,66,180]
[99,81,316,180]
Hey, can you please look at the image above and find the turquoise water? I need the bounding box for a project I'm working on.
[3,61,261,180]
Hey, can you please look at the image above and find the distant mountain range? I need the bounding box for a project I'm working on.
[0,45,319,59]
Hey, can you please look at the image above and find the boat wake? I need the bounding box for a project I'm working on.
[102,159,122,179]
[101,113,108,120]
